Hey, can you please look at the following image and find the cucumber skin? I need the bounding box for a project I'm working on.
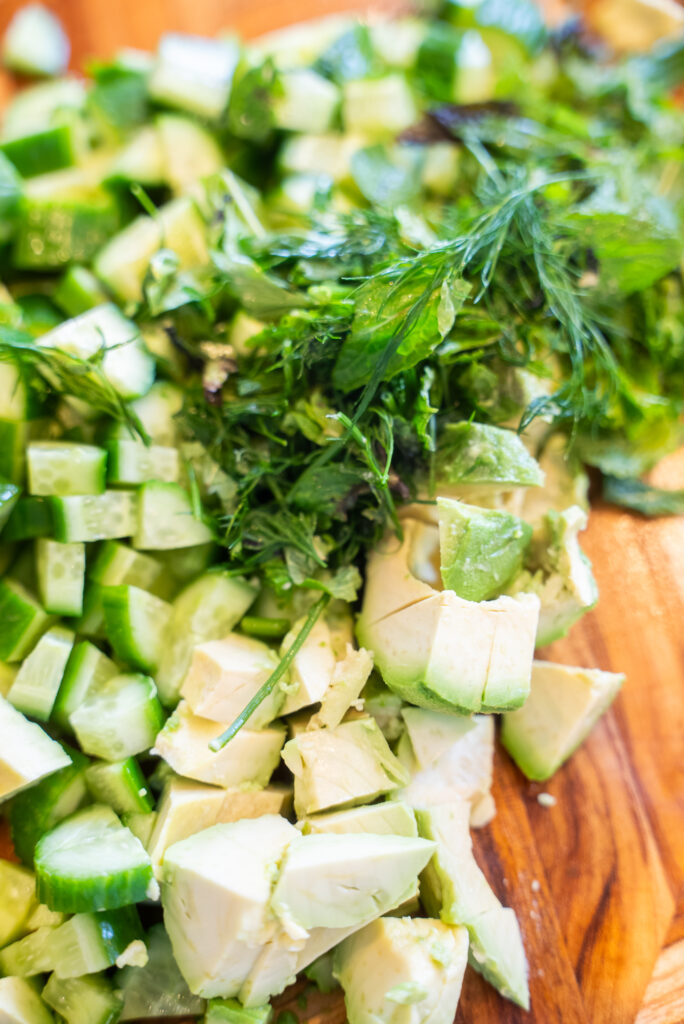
[9,747,89,865]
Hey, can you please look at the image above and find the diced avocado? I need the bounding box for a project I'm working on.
[181,634,283,728]
[282,717,409,817]
[518,433,589,528]
[358,520,539,714]
[501,659,625,781]
[435,421,545,488]
[279,614,337,715]
[0,695,71,801]
[153,700,285,789]
[301,800,417,837]
[161,816,299,998]
[0,861,37,947]
[2,5,69,77]
[148,776,292,876]
[271,832,434,933]
[0,976,53,1024]
[507,505,598,646]
[437,497,532,601]
[308,645,373,730]
[416,802,529,1009]
[397,709,495,827]
[334,916,469,1024]
[361,675,405,742]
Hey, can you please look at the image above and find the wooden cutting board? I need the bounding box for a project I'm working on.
[1,2,684,1021]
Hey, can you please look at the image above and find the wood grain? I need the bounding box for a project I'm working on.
[1,2,683,1022]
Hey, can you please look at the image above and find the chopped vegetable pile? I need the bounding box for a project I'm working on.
[0,1,682,1021]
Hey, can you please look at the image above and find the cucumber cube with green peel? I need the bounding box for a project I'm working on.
[69,672,165,761]
[28,442,107,496]
[0,578,52,661]
[51,490,137,543]
[133,481,213,550]
[9,748,89,865]
[52,640,118,732]
[0,976,53,1024]
[85,757,154,816]
[2,4,70,77]
[8,625,74,721]
[102,584,172,673]
[42,973,124,1024]
[34,804,155,913]
[36,539,86,615]
[0,477,20,531]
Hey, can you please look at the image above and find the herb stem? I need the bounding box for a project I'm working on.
[208,592,330,750]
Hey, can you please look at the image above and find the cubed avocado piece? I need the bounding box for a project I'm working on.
[435,421,544,488]
[416,802,529,1009]
[153,700,285,789]
[282,716,409,817]
[334,916,469,1024]
[397,708,495,827]
[279,614,337,715]
[501,659,624,781]
[308,645,373,730]
[181,633,284,728]
[148,776,292,877]
[161,816,299,998]
[0,976,53,1024]
[507,505,597,646]
[437,496,532,601]
[0,695,71,801]
[357,519,539,714]
[301,800,417,837]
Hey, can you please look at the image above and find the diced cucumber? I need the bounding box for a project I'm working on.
[13,176,120,270]
[134,481,213,550]
[0,907,144,978]
[94,196,209,305]
[52,640,118,732]
[0,658,17,696]
[371,18,427,67]
[85,757,154,816]
[102,585,172,673]
[155,571,256,705]
[89,540,169,595]
[1,123,77,178]
[42,973,124,1024]
[107,440,180,485]
[205,998,273,1024]
[36,538,86,615]
[0,694,70,800]
[38,304,155,400]
[157,114,224,193]
[117,922,206,1021]
[105,125,166,186]
[2,4,69,77]
[51,490,137,542]
[0,152,23,243]
[0,860,37,946]
[8,546,38,591]
[152,542,215,583]
[70,672,165,760]
[342,74,418,136]
[2,77,85,140]
[28,441,107,497]
[0,360,35,423]
[54,265,108,318]
[148,33,240,119]
[35,804,154,913]
[0,476,20,530]
[279,131,368,184]
[9,747,89,865]
[0,578,52,661]
[7,625,74,721]
[72,583,108,638]
[274,70,340,133]
[0,419,28,485]
[25,903,66,931]
[0,976,53,1024]
[121,381,184,447]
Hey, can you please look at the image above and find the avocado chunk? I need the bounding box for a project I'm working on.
[279,614,337,715]
[0,694,71,801]
[0,976,53,1024]
[301,800,417,837]
[397,709,494,827]
[334,916,469,1024]
[181,633,284,729]
[308,645,373,730]
[507,505,597,646]
[153,700,285,788]
[282,717,409,817]
[435,421,544,488]
[501,659,625,781]
[148,777,292,876]
[437,497,532,602]
[358,520,539,714]
[161,816,299,998]
[416,802,529,1009]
